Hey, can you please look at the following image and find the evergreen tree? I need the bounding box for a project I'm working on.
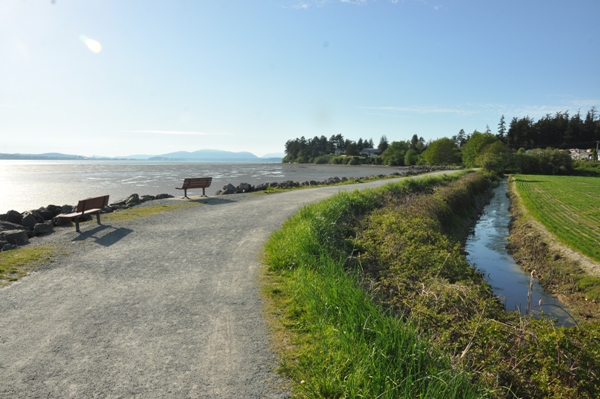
[410,134,419,149]
[453,129,467,147]
[378,135,389,152]
[497,115,506,142]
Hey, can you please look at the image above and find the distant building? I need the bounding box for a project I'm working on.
[569,149,594,160]
[360,148,381,157]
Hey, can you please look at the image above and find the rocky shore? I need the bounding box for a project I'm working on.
[0,165,454,251]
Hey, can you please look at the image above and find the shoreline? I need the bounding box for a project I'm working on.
[0,161,411,213]
[0,166,454,252]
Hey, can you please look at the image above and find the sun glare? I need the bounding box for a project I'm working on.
[79,35,102,54]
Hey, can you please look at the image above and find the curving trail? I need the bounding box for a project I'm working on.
[0,172,454,398]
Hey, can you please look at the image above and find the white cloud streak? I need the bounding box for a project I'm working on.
[357,100,599,119]
[121,130,234,136]
[357,105,478,116]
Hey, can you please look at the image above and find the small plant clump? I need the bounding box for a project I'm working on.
[0,245,58,286]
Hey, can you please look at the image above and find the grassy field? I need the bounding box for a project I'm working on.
[512,175,600,262]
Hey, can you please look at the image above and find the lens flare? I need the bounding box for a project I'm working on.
[79,34,102,54]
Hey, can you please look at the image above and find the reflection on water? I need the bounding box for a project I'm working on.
[465,179,574,325]
[0,160,402,212]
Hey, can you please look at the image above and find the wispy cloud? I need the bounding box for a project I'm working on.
[357,105,478,116]
[288,2,311,9]
[357,100,599,120]
[121,130,234,136]
[340,0,368,4]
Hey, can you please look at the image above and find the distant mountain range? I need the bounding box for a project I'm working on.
[0,150,284,162]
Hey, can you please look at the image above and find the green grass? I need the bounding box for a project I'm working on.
[512,175,600,262]
[263,172,600,398]
[262,173,488,398]
[0,245,58,286]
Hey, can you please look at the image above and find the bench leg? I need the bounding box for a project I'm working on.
[183,189,188,199]
[75,219,80,233]
[202,187,207,197]
[96,213,101,225]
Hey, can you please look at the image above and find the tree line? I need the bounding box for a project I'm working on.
[501,107,600,150]
[282,107,600,175]
[283,134,426,165]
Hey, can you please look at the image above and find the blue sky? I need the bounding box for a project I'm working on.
[1,0,599,157]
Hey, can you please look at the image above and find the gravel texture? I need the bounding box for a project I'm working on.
[0,173,453,398]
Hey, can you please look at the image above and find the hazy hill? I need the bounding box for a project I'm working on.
[152,149,260,161]
[0,150,282,162]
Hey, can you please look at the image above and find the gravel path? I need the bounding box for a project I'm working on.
[0,173,453,398]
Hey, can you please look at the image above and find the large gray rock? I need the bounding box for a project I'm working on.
[220,184,237,195]
[36,207,55,220]
[0,230,29,245]
[20,213,39,229]
[237,183,253,193]
[125,194,141,207]
[254,183,269,191]
[61,205,76,214]
[0,221,26,231]
[155,193,173,199]
[45,204,63,217]
[140,195,155,202]
[5,210,22,225]
[34,222,54,236]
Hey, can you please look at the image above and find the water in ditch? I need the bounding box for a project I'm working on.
[465,178,574,326]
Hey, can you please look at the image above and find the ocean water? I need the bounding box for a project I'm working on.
[0,160,403,213]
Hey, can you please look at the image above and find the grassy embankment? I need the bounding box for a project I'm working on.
[0,201,200,286]
[509,175,600,317]
[262,172,600,398]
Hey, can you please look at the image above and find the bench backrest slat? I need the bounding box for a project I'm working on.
[182,177,212,189]
[76,195,110,213]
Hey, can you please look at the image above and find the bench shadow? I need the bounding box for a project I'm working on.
[72,225,133,247]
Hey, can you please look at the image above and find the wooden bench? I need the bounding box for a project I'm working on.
[56,195,110,233]
[176,177,212,198]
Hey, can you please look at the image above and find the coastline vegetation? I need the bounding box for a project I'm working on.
[262,172,600,398]
[282,107,599,172]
